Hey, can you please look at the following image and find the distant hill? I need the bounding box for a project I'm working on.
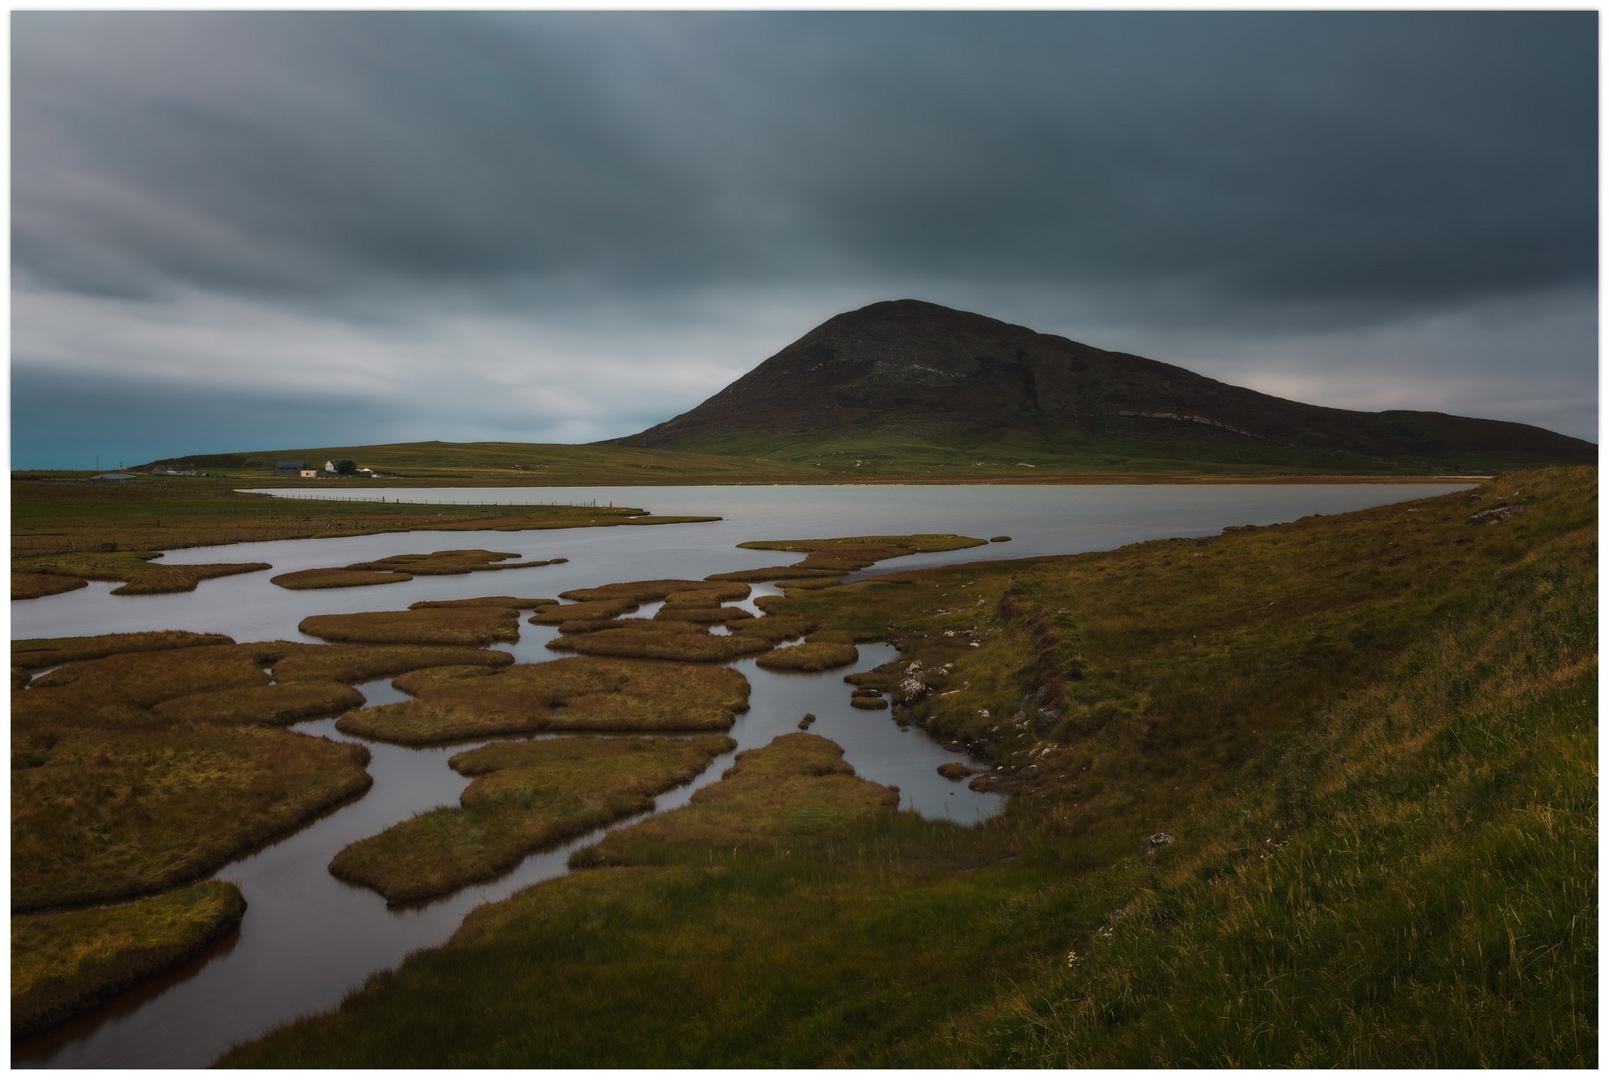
[607,299,1595,474]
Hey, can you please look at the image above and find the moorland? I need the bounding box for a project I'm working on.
[12,457,1592,1065]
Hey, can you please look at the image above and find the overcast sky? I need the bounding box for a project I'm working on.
[11,10,1598,469]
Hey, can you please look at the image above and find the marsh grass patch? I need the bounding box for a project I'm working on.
[152,681,366,726]
[12,728,371,910]
[11,551,270,595]
[12,572,89,600]
[755,642,859,672]
[11,881,246,1036]
[547,627,770,664]
[300,607,521,647]
[271,568,413,590]
[411,596,558,610]
[271,644,514,684]
[346,549,561,576]
[572,733,899,867]
[328,735,736,903]
[13,630,235,670]
[560,579,750,604]
[528,599,640,624]
[336,657,751,745]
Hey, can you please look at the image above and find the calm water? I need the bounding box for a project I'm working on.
[12,483,1466,1066]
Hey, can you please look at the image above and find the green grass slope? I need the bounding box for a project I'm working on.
[222,465,1594,1068]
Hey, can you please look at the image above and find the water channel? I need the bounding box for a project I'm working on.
[12,483,1468,1066]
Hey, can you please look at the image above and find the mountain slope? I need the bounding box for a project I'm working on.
[607,300,1594,474]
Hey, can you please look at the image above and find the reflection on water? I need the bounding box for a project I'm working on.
[12,484,1465,1067]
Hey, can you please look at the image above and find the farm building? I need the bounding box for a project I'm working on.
[274,460,307,478]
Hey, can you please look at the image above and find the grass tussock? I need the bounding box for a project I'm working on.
[528,599,640,624]
[152,681,366,726]
[652,606,756,625]
[269,644,514,684]
[13,727,370,910]
[345,548,562,576]
[755,641,859,672]
[11,551,270,595]
[329,736,735,903]
[12,881,245,1036]
[336,657,751,745]
[13,572,89,600]
[735,534,987,575]
[223,467,1593,1068]
[299,607,521,646]
[13,630,235,669]
[704,566,843,583]
[548,626,770,664]
[572,734,899,868]
[410,596,557,610]
[24,645,273,712]
[271,568,413,590]
[560,579,750,604]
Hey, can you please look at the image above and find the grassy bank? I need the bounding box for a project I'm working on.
[222,466,1594,1067]
[12,882,246,1036]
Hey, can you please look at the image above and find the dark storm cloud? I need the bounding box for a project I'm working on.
[10,11,1597,466]
[14,11,1595,321]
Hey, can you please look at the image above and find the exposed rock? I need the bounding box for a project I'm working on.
[937,762,970,780]
[1033,708,1061,735]
[1143,832,1176,851]
[1471,505,1525,525]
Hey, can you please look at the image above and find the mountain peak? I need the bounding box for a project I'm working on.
[605,301,1594,472]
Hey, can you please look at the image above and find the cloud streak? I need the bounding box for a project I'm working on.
[11,11,1597,466]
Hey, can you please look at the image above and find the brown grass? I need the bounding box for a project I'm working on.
[13,572,89,600]
[270,644,514,684]
[734,534,987,575]
[571,733,899,867]
[271,568,413,590]
[730,616,819,645]
[704,566,843,583]
[547,626,770,664]
[754,642,859,672]
[651,606,756,625]
[13,630,236,669]
[346,549,563,576]
[337,657,750,745]
[300,607,521,646]
[11,551,270,595]
[25,645,272,712]
[328,736,735,903]
[12,881,246,1036]
[560,579,749,604]
[152,681,366,726]
[12,727,371,910]
[410,596,558,610]
[528,599,641,624]
[775,577,843,591]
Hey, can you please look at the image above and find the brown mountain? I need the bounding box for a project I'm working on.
[606,299,1594,473]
